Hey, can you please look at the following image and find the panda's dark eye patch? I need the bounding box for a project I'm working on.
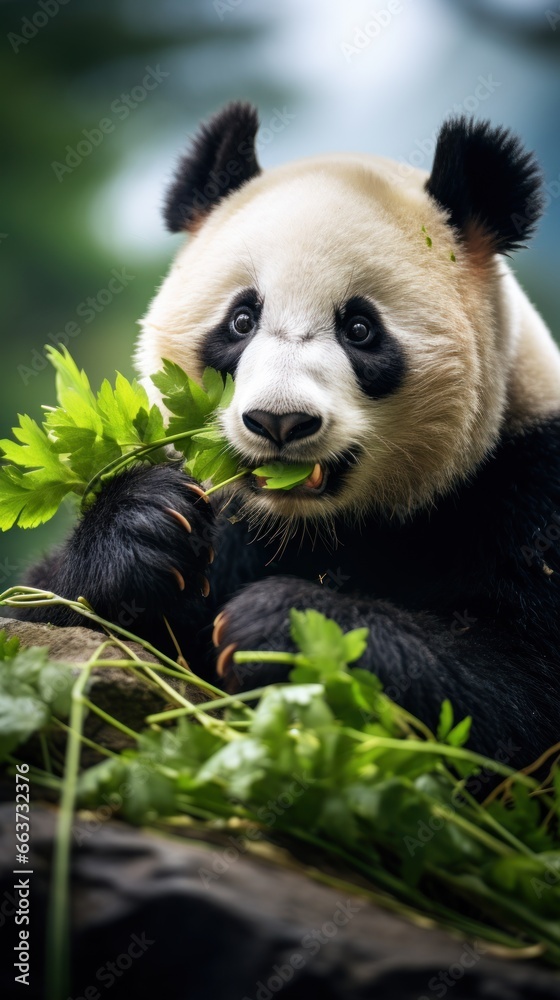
[336,296,405,400]
[201,287,261,377]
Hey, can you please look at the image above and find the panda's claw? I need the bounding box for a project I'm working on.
[216,642,237,678]
[165,507,192,533]
[185,483,210,504]
[212,611,228,647]
[170,566,186,591]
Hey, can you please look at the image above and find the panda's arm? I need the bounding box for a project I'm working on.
[213,576,558,766]
[16,464,217,663]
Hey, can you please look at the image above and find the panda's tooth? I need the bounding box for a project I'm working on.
[306,463,324,489]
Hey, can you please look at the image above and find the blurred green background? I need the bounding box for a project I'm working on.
[1,0,559,586]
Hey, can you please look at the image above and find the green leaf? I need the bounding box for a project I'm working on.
[437,699,454,740]
[45,344,97,409]
[446,715,472,747]
[290,609,351,673]
[77,754,177,824]
[252,462,314,490]
[0,642,75,758]
[0,468,78,530]
[152,359,215,430]
[342,628,369,664]
[0,631,20,660]
[1,414,71,476]
[197,737,272,801]
[96,375,148,444]
[0,693,49,757]
[133,404,165,445]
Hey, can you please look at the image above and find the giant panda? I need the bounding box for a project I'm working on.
[24,102,560,766]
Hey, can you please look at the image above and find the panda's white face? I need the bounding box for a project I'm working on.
[137,115,554,526]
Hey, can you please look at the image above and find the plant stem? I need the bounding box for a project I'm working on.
[233,651,301,665]
[51,717,118,758]
[146,686,267,724]
[96,630,233,736]
[81,428,212,506]
[46,659,93,999]
[205,470,248,495]
[351,732,538,789]
[39,732,52,774]
[80,697,140,740]
[0,587,224,699]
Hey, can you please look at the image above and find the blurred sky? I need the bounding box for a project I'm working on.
[1,0,559,585]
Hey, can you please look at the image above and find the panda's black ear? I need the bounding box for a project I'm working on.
[426,118,543,254]
[164,101,261,233]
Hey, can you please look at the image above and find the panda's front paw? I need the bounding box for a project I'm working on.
[212,576,321,692]
[74,464,216,622]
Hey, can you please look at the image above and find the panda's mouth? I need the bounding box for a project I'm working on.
[250,451,357,498]
[252,462,327,493]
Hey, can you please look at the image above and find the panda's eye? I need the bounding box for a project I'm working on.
[230,305,256,338]
[344,316,376,347]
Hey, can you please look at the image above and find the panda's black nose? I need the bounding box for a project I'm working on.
[243,410,322,447]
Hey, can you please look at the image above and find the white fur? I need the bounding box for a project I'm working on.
[136,152,560,521]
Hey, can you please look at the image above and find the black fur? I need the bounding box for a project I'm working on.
[19,417,560,769]
[201,287,262,377]
[21,464,216,664]
[426,117,543,252]
[335,296,406,399]
[164,102,261,233]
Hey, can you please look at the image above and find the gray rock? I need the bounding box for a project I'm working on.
[0,803,558,1000]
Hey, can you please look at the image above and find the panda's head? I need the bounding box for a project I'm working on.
[137,102,549,525]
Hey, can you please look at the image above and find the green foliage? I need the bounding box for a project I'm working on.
[0,629,74,756]
[3,596,560,960]
[151,359,239,483]
[0,348,168,529]
[0,348,320,531]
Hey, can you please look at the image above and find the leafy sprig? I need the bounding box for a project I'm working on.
[0,348,314,530]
